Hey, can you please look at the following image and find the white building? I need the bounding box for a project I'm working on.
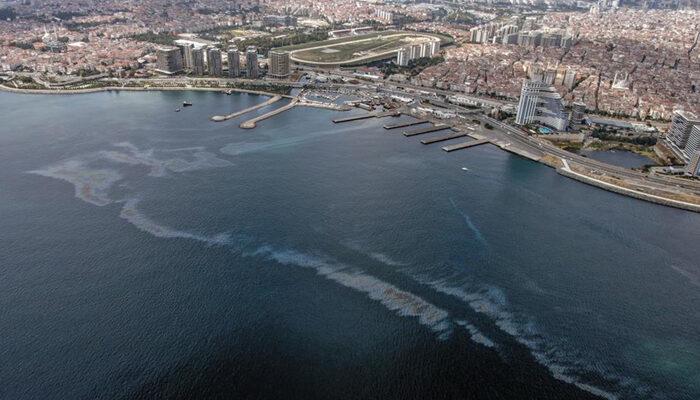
[515,79,568,131]
[396,48,409,67]
[667,110,700,162]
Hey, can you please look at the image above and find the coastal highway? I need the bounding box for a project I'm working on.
[478,115,700,193]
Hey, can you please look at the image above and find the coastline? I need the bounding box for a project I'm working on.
[558,166,700,213]
[0,84,286,98]
[4,83,698,213]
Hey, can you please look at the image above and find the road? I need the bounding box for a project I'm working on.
[478,115,700,193]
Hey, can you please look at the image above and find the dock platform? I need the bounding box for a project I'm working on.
[383,120,429,130]
[403,124,451,137]
[333,111,399,123]
[420,132,469,145]
[442,139,490,152]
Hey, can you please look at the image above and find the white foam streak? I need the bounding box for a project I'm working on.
[256,247,453,337]
[120,198,230,246]
[423,278,621,400]
[455,320,496,348]
[368,252,408,267]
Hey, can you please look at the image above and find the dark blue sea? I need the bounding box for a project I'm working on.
[1,91,698,400]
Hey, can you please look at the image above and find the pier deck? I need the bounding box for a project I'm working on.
[442,139,490,152]
[332,111,400,123]
[420,132,469,145]
[383,119,429,130]
[403,124,451,137]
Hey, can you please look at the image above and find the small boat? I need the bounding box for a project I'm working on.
[461,167,470,171]
[182,101,192,107]
[175,108,181,112]
[226,90,233,95]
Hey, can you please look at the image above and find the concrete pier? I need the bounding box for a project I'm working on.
[240,99,298,129]
[442,139,489,152]
[298,100,352,111]
[332,111,400,123]
[420,132,468,145]
[383,119,429,130]
[210,95,282,121]
[403,124,451,137]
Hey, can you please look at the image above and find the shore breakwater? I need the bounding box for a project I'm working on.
[211,95,282,122]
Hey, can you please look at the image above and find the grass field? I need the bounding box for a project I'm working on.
[276,31,451,66]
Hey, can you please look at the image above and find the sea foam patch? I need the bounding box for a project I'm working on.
[119,198,230,245]
[254,246,453,338]
[420,277,638,400]
[106,142,232,176]
[29,160,122,206]
[219,124,362,157]
[454,320,496,348]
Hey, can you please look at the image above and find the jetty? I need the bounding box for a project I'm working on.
[239,99,351,129]
[403,124,451,137]
[332,110,400,123]
[420,132,469,145]
[442,139,490,152]
[240,99,298,129]
[383,119,429,130]
[211,95,282,121]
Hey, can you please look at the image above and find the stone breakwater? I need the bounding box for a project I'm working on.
[239,99,352,129]
[211,95,283,122]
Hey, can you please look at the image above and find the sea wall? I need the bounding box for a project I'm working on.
[557,168,700,213]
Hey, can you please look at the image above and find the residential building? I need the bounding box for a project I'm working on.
[262,15,297,27]
[687,150,700,177]
[571,102,586,124]
[268,50,290,78]
[396,48,408,66]
[685,124,700,161]
[227,48,240,78]
[515,79,569,131]
[192,48,205,76]
[246,46,259,79]
[177,44,194,70]
[667,110,700,161]
[155,47,183,74]
[207,48,222,77]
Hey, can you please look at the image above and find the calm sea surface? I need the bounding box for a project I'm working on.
[1,91,698,400]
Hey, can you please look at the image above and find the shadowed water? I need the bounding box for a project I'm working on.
[1,91,698,400]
